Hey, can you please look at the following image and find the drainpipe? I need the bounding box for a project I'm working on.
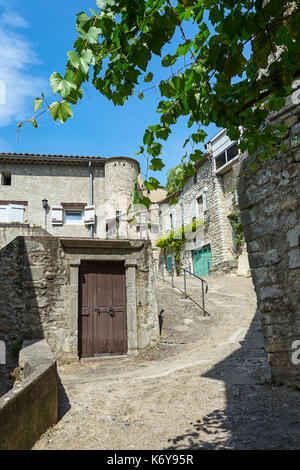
[180,192,184,228]
[88,160,94,238]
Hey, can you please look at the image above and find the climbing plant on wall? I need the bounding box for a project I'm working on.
[156,218,204,269]
[19,0,300,205]
[228,210,245,253]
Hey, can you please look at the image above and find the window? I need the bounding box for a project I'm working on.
[65,210,83,225]
[0,204,24,223]
[170,212,175,230]
[1,172,11,186]
[193,172,198,185]
[215,142,239,171]
[197,195,203,217]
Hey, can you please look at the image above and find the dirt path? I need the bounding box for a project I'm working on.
[33,275,300,450]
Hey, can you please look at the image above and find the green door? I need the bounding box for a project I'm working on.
[193,245,212,276]
[167,255,173,271]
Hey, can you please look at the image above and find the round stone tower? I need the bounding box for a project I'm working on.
[104,156,140,237]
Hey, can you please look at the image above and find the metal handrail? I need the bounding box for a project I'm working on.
[155,260,209,316]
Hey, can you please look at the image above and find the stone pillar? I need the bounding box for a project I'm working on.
[68,259,81,360]
[125,259,138,355]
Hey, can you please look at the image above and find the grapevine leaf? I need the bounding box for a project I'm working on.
[50,101,73,123]
[34,98,43,112]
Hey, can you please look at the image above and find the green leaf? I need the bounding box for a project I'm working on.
[148,142,162,157]
[191,129,207,143]
[252,31,271,69]
[76,12,91,29]
[190,149,203,162]
[85,27,101,44]
[50,101,73,123]
[67,50,93,75]
[209,5,223,25]
[138,92,144,100]
[285,10,300,43]
[149,157,164,171]
[50,72,64,94]
[144,72,153,83]
[96,0,115,10]
[30,119,38,128]
[34,98,43,112]
[68,50,81,68]
[177,40,193,57]
[143,129,153,146]
[161,54,177,67]
[50,70,78,99]
[134,146,144,156]
[144,177,160,191]
[223,50,247,79]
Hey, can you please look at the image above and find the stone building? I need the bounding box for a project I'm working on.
[155,129,249,277]
[237,76,300,388]
[0,153,159,361]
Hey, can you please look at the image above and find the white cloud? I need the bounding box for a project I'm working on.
[0,11,47,127]
[1,11,29,28]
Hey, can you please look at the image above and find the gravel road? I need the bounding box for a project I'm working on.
[33,275,300,450]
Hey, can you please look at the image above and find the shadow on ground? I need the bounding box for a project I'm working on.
[57,375,71,420]
[166,310,300,450]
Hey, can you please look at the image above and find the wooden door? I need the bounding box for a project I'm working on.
[78,261,127,358]
[193,245,213,277]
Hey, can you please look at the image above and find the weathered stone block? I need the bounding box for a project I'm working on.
[288,247,300,269]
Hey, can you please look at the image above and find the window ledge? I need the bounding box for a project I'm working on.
[0,223,30,227]
[215,154,240,175]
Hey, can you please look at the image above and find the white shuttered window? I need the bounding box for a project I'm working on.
[0,205,24,223]
[51,206,63,225]
[9,205,24,223]
[0,205,8,223]
[84,205,95,225]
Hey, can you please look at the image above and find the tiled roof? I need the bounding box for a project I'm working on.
[0,152,104,159]
[0,152,106,166]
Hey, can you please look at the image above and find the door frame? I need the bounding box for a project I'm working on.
[78,260,128,358]
[69,256,138,359]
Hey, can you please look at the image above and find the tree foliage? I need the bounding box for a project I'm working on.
[19,0,300,202]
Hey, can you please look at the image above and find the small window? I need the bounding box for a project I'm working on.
[65,210,83,225]
[2,172,11,186]
[227,143,239,162]
[215,152,226,170]
[215,142,239,171]
[170,213,174,230]
[197,195,203,216]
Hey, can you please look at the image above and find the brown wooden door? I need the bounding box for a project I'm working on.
[79,261,127,358]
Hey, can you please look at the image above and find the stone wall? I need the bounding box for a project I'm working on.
[0,339,58,450]
[0,225,50,250]
[157,151,241,275]
[0,156,144,240]
[0,236,159,361]
[0,162,105,237]
[237,77,300,388]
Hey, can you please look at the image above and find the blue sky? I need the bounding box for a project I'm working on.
[0,0,220,185]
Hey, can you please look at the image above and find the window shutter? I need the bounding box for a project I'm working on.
[51,206,63,225]
[171,212,175,229]
[84,205,95,225]
[9,205,24,223]
[203,193,207,212]
[191,199,196,219]
[0,205,8,223]
[234,189,239,203]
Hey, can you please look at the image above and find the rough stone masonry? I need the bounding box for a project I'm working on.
[237,77,300,389]
[0,235,159,362]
